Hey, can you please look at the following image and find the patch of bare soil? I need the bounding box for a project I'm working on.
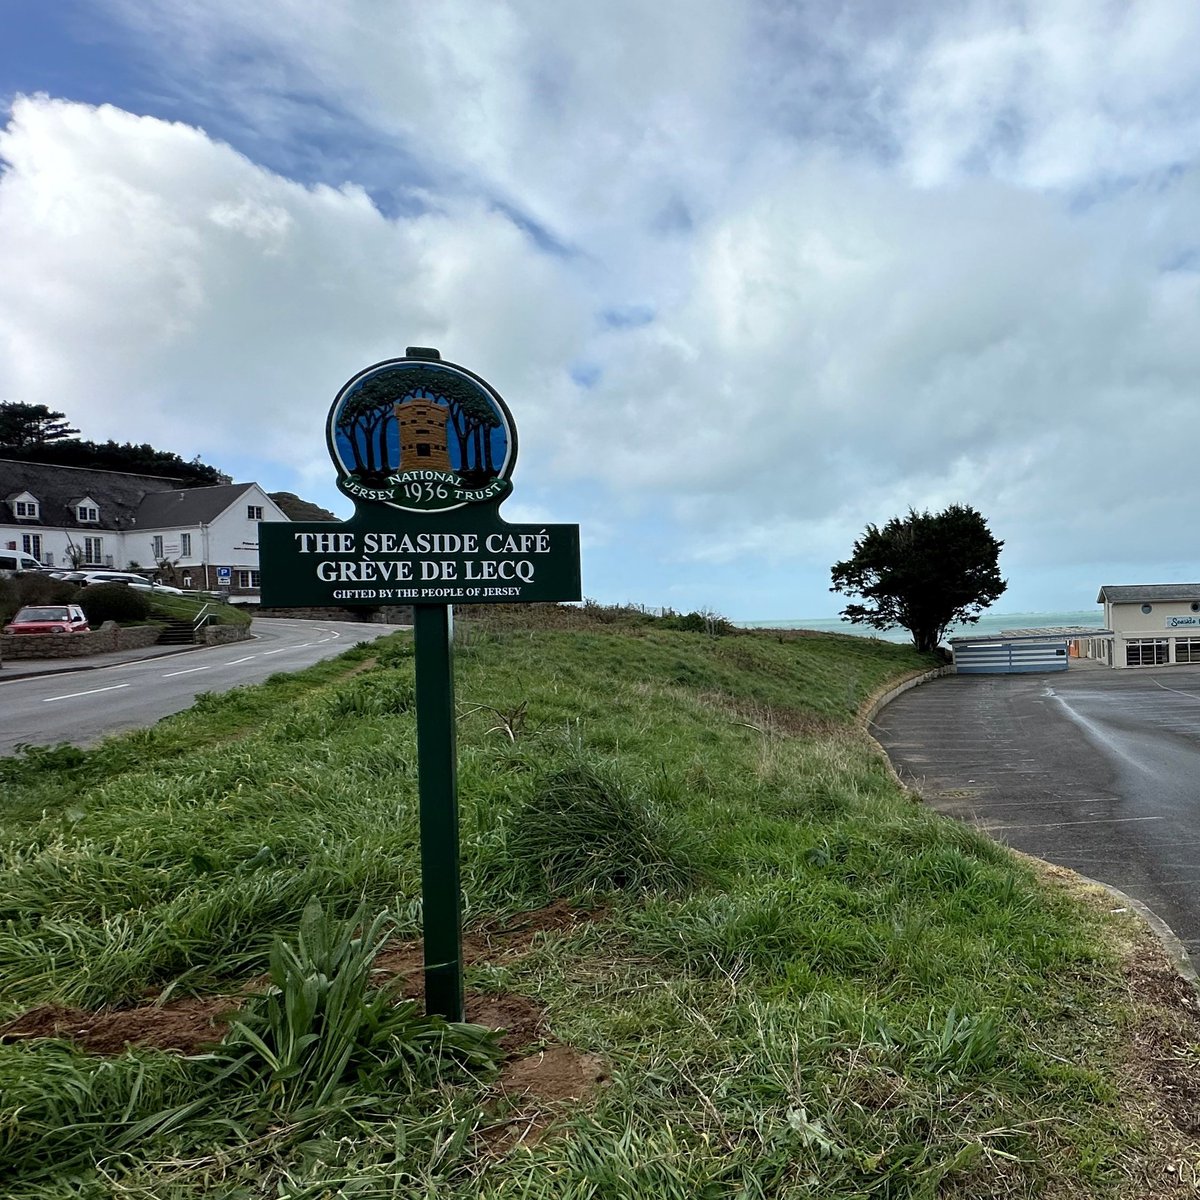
[0,997,238,1055]
[1112,938,1200,1197]
[1021,855,1200,1196]
[373,899,602,995]
[468,993,547,1053]
[499,1044,610,1102]
[483,1045,612,1152]
[0,903,597,1060]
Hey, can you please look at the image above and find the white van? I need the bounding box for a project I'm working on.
[0,550,46,577]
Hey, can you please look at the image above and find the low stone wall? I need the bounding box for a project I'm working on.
[0,621,164,660]
[204,623,252,645]
[252,605,413,625]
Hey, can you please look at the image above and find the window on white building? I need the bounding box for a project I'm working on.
[77,505,99,523]
[180,532,192,557]
[247,505,263,520]
[152,535,163,559]
[22,533,42,560]
[83,536,104,565]
[237,570,261,589]
[1126,638,1168,667]
[1176,639,1200,665]
[13,499,38,518]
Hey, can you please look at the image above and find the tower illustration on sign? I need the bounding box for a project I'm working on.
[327,355,516,513]
[394,397,453,471]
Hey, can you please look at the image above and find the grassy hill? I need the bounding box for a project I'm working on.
[0,613,1195,1196]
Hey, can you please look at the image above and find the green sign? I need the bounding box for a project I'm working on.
[259,511,580,607]
[261,349,580,606]
[257,348,580,1026]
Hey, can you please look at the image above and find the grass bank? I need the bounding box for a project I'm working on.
[0,615,1195,1197]
[146,591,252,626]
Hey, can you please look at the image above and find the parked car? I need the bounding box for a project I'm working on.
[0,551,47,577]
[68,570,185,596]
[3,604,91,635]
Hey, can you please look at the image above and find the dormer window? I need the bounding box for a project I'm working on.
[9,492,39,520]
[73,495,101,523]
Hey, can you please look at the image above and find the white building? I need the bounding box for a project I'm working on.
[1095,584,1200,668]
[1,460,288,598]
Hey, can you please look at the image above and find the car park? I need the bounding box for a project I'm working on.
[3,604,90,635]
[69,570,185,595]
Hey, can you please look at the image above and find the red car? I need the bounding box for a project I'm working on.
[3,605,91,635]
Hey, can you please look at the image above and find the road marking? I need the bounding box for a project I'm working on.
[162,665,214,678]
[43,683,130,703]
[1153,680,1200,702]
[987,815,1165,831]
[226,656,257,664]
[262,648,290,656]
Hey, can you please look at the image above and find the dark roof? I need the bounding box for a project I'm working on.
[1096,584,1200,603]
[135,483,255,528]
[0,458,185,531]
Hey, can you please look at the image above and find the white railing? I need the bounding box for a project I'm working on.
[192,604,213,635]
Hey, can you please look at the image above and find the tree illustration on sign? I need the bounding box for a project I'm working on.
[335,373,399,480]
[335,366,505,486]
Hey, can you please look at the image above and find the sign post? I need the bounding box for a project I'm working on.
[260,348,581,1021]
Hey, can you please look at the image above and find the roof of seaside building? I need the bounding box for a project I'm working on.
[1096,584,1200,604]
[949,627,1113,644]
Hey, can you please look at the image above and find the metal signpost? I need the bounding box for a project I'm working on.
[260,349,581,1021]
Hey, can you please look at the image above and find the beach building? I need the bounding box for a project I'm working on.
[1095,584,1200,668]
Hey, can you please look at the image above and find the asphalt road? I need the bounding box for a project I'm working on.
[872,662,1200,958]
[0,618,398,755]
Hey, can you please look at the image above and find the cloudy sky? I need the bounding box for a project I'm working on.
[2,1,1199,620]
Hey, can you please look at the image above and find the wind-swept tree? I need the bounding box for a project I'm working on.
[336,378,398,477]
[460,391,501,479]
[830,504,1006,653]
[0,403,79,450]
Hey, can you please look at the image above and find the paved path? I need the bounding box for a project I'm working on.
[0,618,399,755]
[872,662,1200,959]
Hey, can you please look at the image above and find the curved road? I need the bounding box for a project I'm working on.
[873,662,1200,959]
[0,618,399,755]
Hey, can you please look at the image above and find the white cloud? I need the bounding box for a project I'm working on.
[0,95,591,491]
[4,1,1200,615]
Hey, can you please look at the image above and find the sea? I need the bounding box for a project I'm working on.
[735,610,1105,645]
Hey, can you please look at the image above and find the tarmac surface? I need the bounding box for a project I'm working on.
[872,659,1200,960]
[0,618,400,753]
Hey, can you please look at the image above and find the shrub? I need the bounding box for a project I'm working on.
[0,576,82,623]
[508,758,705,894]
[214,900,498,1112]
[79,583,152,625]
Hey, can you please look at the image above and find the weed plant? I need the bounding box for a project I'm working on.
[0,621,1152,1195]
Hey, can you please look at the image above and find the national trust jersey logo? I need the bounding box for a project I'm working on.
[327,355,517,513]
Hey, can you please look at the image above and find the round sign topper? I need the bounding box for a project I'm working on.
[327,349,517,513]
